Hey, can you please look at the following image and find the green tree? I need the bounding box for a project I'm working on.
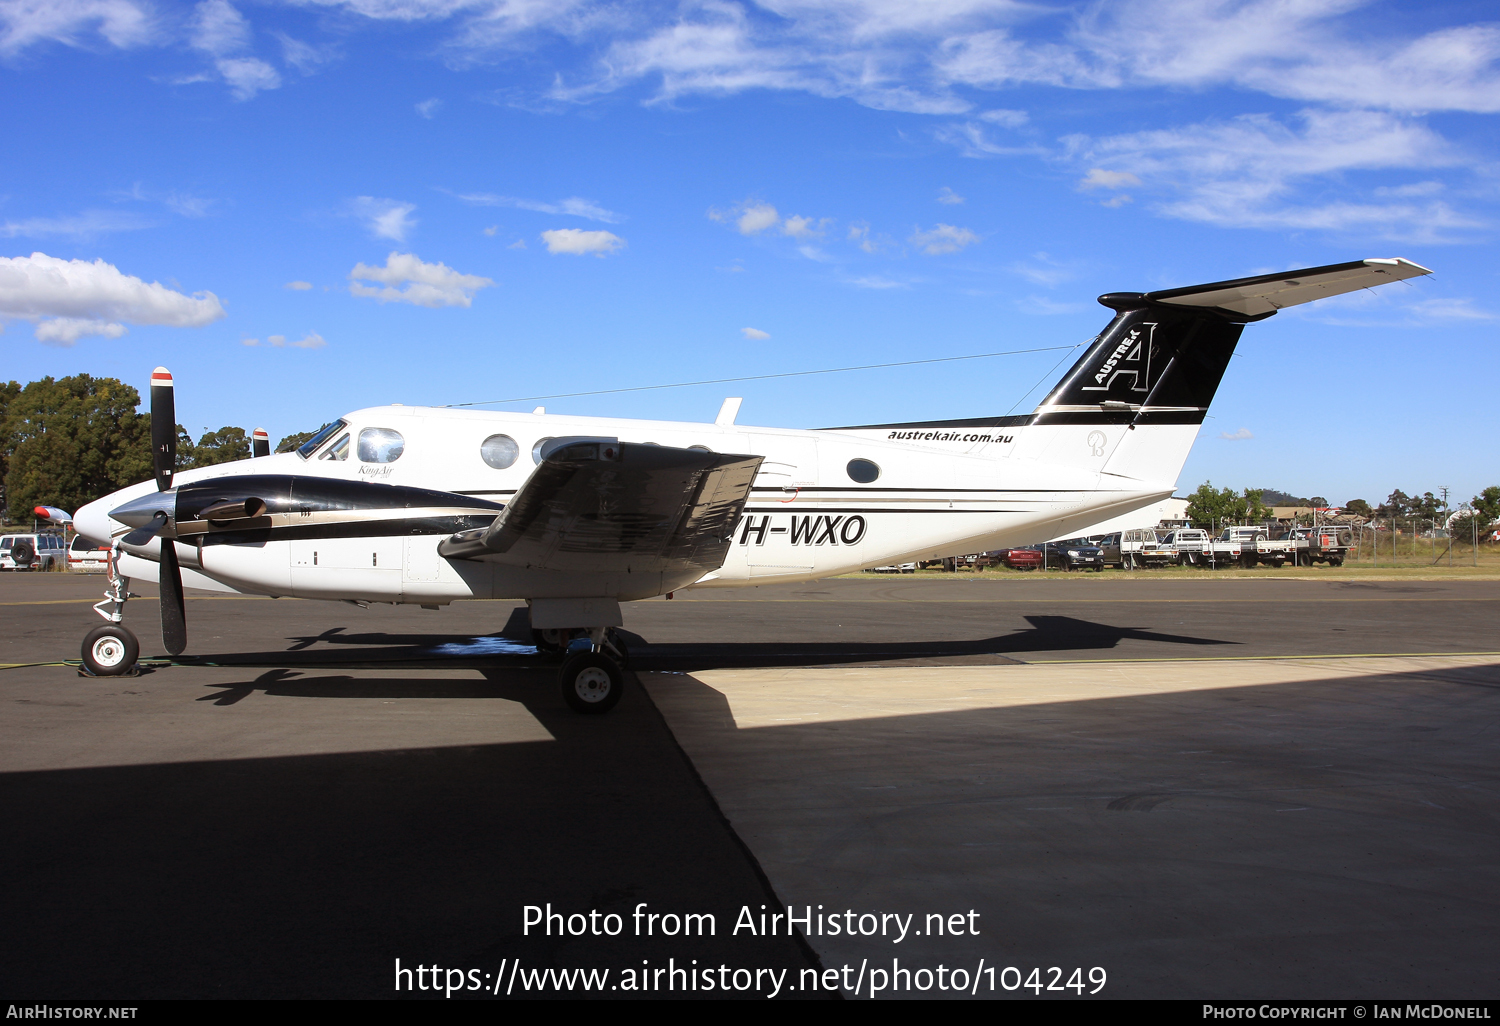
[186,426,250,468]
[1344,498,1373,519]
[3,375,152,519]
[0,379,23,521]
[1185,482,1267,528]
[1470,486,1500,529]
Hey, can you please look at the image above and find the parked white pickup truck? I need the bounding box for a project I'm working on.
[1216,526,1295,568]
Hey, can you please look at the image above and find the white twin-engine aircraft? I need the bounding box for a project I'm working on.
[74,257,1430,709]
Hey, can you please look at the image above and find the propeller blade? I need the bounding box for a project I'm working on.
[252,428,270,459]
[159,540,187,657]
[122,511,171,547]
[150,367,176,492]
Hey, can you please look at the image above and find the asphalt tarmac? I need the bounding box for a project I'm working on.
[2,572,1498,999]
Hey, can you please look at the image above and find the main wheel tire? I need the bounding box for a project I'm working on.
[559,652,623,714]
[533,627,569,659]
[82,624,139,676]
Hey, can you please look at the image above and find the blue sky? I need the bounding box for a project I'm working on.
[3,0,1497,506]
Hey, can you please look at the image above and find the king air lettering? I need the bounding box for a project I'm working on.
[1083,323,1155,393]
[738,515,867,546]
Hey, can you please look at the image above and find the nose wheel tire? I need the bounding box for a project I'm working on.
[559,652,624,714]
[81,625,139,676]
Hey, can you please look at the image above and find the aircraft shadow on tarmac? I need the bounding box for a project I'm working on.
[184,611,1237,680]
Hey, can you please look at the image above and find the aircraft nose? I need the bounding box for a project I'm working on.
[74,495,119,547]
[108,490,178,530]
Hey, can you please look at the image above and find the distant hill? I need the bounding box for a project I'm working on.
[1257,488,1314,506]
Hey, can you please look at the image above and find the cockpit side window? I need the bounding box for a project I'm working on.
[358,427,405,463]
[319,433,351,461]
[297,420,347,460]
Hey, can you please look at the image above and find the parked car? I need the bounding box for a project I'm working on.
[1041,538,1105,571]
[69,535,112,572]
[0,533,66,571]
[1159,528,1211,565]
[1095,529,1177,569]
[866,563,917,573]
[998,547,1044,571]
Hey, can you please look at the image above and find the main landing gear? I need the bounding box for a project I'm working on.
[530,614,630,715]
[81,545,141,676]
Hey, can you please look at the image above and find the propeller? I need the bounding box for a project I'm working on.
[252,428,270,459]
[148,367,187,655]
[150,367,176,491]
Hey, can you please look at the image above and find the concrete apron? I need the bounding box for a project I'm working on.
[641,655,1500,1000]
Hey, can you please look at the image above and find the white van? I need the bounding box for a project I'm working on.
[0,533,67,571]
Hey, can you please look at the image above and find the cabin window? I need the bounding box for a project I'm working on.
[480,434,520,470]
[319,433,351,461]
[846,459,880,484]
[531,437,556,464]
[358,427,406,464]
[297,420,347,460]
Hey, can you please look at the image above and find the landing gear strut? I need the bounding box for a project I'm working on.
[526,607,629,713]
[82,543,140,676]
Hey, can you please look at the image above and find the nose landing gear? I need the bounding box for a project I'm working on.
[81,544,141,676]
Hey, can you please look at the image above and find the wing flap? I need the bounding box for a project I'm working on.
[1146,257,1432,317]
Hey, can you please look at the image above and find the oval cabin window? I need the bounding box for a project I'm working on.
[531,437,556,464]
[357,427,405,463]
[846,458,880,484]
[480,434,519,470]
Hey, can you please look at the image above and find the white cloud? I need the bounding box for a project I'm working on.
[189,0,249,54]
[1219,428,1254,441]
[187,0,281,100]
[351,196,418,241]
[216,56,281,100]
[33,317,128,344]
[1406,298,1495,322]
[1008,252,1076,287]
[273,30,334,73]
[977,108,1027,127]
[909,223,979,255]
[0,0,155,56]
[1079,168,1140,190]
[540,228,624,256]
[0,209,153,239]
[846,275,908,289]
[415,97,442,118]
[1066,109,1479,241]
[0,251,225,346]
[348,251,494,307]
[451,192,624,223]
[781,215,829,239]
[507,238,526,249]
[741,326,769,339]
[737,204,779,235]
[936,186,964,205]
[264,331,327,349]
[846,222,890,254]
[285,280,313,290]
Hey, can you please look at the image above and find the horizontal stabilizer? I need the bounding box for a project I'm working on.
[1143,258,1431,318]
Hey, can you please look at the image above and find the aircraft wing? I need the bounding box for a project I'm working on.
[1145,257,1432,318]
[438,438,763,578]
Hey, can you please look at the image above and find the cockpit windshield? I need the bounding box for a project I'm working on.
[297,420,348,460]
